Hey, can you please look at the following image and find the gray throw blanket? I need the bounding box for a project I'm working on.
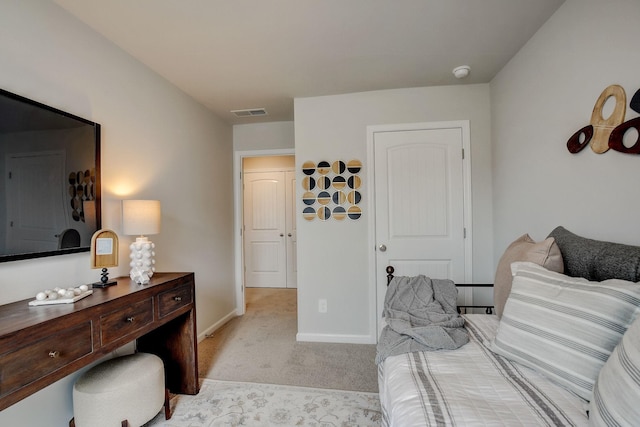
[375,275,469,364]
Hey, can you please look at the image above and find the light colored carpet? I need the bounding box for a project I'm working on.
[198,288,379,393]
[145,379,382,426]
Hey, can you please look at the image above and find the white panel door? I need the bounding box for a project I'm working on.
[243,170,297,288]
[374,125,468,333]
[244,172,287,287]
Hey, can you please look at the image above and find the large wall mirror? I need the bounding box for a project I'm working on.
[0,88,101,262]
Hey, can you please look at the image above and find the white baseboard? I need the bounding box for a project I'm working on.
[198,309,237,342]
[296,332,376,345]
[200,311,377,345]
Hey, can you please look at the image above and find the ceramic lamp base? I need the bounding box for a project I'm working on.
[129,236,156,285]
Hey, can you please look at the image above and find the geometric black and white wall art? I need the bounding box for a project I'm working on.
[301,159,362,221]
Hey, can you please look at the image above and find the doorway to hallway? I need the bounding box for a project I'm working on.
[242,159,297,289]
[234,151,296,316]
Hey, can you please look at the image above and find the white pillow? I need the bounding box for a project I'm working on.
[491,262,640,401]
[590,314,640,425]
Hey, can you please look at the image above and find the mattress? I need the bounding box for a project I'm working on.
[378,314,589,426]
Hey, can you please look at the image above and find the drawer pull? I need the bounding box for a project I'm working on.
[126,316,135,323]
[173,296,182,302]
[48,350,60,359]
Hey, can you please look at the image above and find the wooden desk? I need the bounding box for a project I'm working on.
[0,272,199,411]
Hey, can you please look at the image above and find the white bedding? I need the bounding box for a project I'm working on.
[378,314,589,426]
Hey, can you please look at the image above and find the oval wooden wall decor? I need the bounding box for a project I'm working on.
[630,88,640,114]
[567,85,640,155]
[301,159,362,221]
[609,117,640,154]
[589,84,626,154]
[567,124,594,154]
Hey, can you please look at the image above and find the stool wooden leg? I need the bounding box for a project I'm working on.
[121,421,129,427]
[164,388,172,420]
[69,418,76,427]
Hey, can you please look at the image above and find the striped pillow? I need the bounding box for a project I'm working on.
[590,314,640,425]
[490,262,640,401]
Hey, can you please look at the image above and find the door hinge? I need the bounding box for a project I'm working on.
[461,148,465,160]
[463,228,467,238]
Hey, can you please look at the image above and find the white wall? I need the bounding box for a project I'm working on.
[491,0,640,258]
[294,85,493,343]
[0,1,234,425]
[233,121,295,151]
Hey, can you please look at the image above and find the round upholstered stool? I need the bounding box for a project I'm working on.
[71,353,170,427]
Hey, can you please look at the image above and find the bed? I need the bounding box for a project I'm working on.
[377,226,640,426]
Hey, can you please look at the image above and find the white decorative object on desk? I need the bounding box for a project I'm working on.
[122,200,161,285]
[29,286,93,306]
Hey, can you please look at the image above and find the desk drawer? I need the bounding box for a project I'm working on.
[158,283,193,318]
[0,322,92,398]
[100,298,153,345]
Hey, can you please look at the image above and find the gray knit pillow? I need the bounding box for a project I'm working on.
[548,226,640,282]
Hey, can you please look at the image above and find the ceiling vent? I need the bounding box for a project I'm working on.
[231,108,268,117]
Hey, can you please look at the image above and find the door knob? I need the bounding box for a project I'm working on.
[379,244,387,252]
[280,233,284,237]
[288,233,292,237]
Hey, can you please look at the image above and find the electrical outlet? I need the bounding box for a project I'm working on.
[318,299,327,313]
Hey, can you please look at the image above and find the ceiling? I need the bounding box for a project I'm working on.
[53,0,564,125]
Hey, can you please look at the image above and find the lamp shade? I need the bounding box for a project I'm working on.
[122,200,161,236]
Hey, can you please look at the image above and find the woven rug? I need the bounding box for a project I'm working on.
[145,379,382,426]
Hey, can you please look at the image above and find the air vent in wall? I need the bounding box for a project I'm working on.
[230,108,268,117]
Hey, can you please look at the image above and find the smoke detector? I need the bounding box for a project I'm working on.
[452,65,471,79]
[231,108,268,117]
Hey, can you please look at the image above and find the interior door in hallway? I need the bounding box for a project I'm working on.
[243,170,296,288]
[372,123,470,335]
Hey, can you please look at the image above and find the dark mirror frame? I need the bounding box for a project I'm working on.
[0,88,101,263]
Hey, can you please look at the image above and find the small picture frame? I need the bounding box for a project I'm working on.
[90,229,119,287]
[91,229,118,268]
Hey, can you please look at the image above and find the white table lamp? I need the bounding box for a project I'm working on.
[122,200,161,284]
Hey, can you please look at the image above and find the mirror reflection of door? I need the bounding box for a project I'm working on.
[5,151,68,253]
[243,156,296,288]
